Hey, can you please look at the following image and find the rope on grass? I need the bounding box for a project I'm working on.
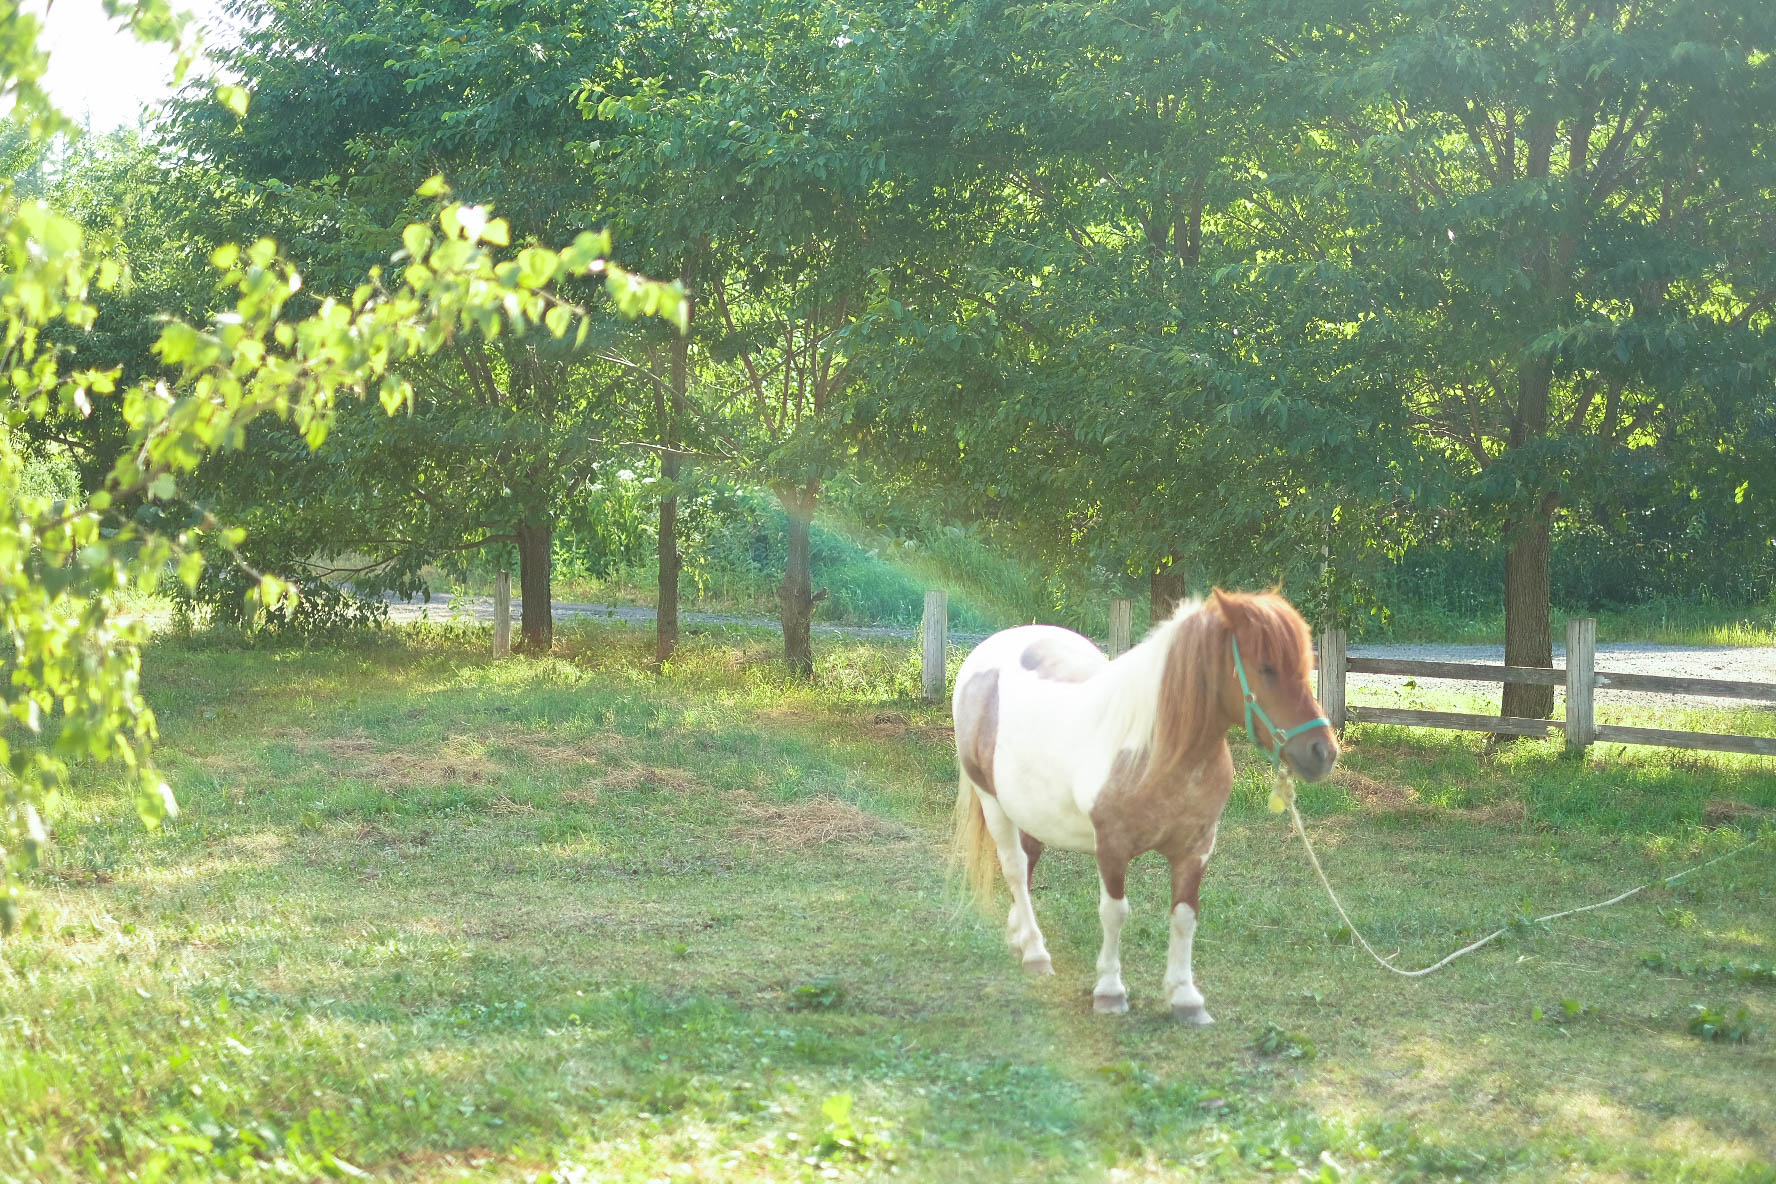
[1284,796,1771,978]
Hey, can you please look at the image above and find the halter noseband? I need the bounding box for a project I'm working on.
[1232,636,1330,771]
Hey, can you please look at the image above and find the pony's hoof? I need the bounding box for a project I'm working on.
[1172,1004,1214,1027]
[1093,992,1129,1015]
[1022,955,1054,976]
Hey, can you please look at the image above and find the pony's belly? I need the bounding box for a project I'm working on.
[996,771,1098,853]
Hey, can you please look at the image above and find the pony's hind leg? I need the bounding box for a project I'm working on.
[978,794,1053,974]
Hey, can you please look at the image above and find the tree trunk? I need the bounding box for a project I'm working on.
[515,519,553,652]
[1150,553,1187,624]
[777,482,818,677]
[656,293,692,666]
[656,479,680,664]
[1501,508,1554,718]
[1501,357,1555,721]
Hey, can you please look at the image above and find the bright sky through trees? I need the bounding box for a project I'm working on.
[26,0,223,130]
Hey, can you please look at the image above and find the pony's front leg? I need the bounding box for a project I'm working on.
[979,795,1053,974]
[1164,844,1214,1026]
[1091,853,1131,1014]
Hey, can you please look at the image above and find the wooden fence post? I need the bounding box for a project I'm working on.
[1318,628,1347,733]
[1108,598,1133,658]
[921,589,948,702]
[1565,617,1596,753]
[493,570,512,657]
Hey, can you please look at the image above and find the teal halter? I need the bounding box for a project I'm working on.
[1232,636,1330,771]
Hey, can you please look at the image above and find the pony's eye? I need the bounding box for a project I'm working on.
[1261,665,1278,679]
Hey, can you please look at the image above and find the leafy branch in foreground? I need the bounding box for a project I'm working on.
[4,178,684,932]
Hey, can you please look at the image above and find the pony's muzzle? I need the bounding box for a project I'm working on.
[1284,730,1340,782]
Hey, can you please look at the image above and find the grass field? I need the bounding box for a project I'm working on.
[5,624,1775,1182]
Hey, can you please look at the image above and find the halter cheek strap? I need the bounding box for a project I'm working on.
[1232,636,1330,771]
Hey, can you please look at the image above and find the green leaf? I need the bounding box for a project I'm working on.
[216,84,251,116]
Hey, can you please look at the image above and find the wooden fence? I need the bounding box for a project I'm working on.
[1318,618,1776,757]
[915,598,1776,758]
[503,582,1768,758]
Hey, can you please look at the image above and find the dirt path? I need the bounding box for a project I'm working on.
[386,595,1776,710]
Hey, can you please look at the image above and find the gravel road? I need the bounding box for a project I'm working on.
[387,595,1776,711]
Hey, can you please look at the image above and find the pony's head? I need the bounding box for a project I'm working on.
[1211,589,1339,781]
[1154,588,1340,782]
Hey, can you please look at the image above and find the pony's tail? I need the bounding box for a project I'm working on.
[950,769,1000,912]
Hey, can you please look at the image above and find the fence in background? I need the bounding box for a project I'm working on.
[493,570,512,657]
[489,582,1776,753]
[921,590,949,702]
[1317,617,1776,756]
[913,596,1776,754]
[917,592,1134,699]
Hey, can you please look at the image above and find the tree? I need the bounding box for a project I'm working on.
[1,2,683,927]
[854,0,1414,628]
[591,0,926,673]
[1284,0,1776,715]
[165,0,678,649]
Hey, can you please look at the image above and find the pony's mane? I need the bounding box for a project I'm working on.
[1142,590,1313,784]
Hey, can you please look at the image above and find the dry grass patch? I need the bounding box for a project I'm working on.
[1456,799,1528,825]
[290,729,497,790]
[731,790,912,848]
[1335,767,1526,825]
[599,763,707,794]
[1703,798,1775,827]
[1335,768,1418,812]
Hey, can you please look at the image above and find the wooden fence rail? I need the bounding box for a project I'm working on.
[1318,617,1776,757]
[912,598,1774,759]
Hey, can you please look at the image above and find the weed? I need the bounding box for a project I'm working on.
[1531,999,1597,1030]
[812,1091,896,1164]
[786,977,846,1011]
[1687,1004,1760,1044]
[1251,1022,1317,1061]
[1643,951,1776,986]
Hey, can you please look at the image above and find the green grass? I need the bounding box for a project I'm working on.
[5,624,1775,1181]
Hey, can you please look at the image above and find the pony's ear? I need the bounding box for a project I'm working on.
[1210,587,1244,628]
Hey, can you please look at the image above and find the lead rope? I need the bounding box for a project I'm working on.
[1273,772,1771,978]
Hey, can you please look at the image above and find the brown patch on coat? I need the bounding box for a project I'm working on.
[1090,743,1234,901]
[1020,636,1107,683]
[955,669,1000,796]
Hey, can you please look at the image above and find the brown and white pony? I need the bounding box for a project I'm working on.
[951,589,1339,1024]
